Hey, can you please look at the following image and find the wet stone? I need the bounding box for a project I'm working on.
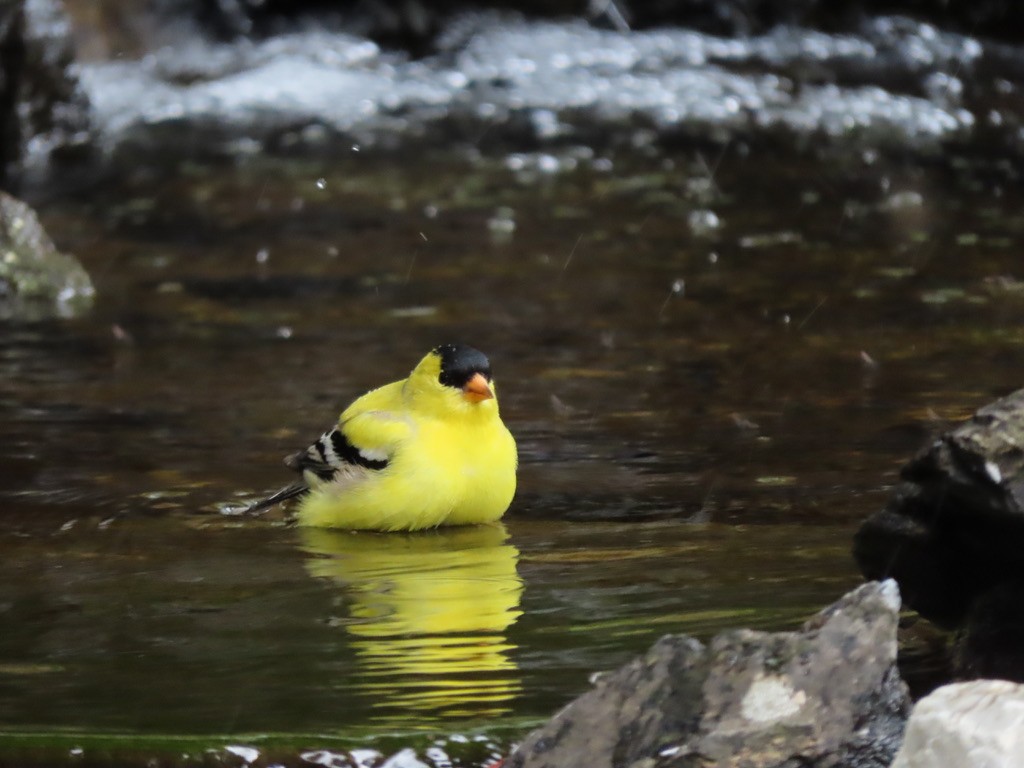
[507,581,909,768]
[0,190,93,320]
[855,387,1024,681]
[855,387,1024,627]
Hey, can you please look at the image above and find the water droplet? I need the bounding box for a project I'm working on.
[255,248,269,264]
[217,502,250,516]
[860,350,879,369]
[658,279,685,318]
[708,252,719,264]
[276,326,293,339]
[315,178,327,190]
[688,209,721,237]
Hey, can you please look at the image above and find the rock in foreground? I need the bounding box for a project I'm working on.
[508,580,909,768]
[890,680,1024,768]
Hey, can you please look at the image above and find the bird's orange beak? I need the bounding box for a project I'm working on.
[463,372,494,403]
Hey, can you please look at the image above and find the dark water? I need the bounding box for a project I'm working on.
[2,146,1023,764]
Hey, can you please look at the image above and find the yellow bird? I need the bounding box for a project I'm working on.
[250,343,517,530]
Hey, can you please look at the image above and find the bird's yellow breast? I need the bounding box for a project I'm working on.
[422,413,518,527]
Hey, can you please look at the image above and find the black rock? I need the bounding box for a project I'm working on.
[953,578,1024,681]
[854,388,1024,629]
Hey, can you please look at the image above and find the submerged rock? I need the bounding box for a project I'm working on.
[890,680,1024,768]
[507,580,908,768]
[0,190,93,319]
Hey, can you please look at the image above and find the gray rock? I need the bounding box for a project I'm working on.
[507,581,909,768]
[890,680,1024,768]
[0,190,93,319]
[507,634,708,768]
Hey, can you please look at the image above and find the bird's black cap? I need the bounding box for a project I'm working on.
[435,343,492,388]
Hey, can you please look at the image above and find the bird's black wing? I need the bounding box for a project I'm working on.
[285,427,389,480]
[284,431,339,481]
[247,426,391,514]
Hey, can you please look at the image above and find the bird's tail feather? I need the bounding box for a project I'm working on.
[246,482,308,514]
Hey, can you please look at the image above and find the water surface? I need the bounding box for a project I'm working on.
[3,146,1023,764]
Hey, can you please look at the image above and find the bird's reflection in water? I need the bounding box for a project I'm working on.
[300,523,523,722]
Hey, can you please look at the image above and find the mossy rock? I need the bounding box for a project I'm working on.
[0,191,93,319]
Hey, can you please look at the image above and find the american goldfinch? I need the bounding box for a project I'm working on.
[251,343,517,530]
